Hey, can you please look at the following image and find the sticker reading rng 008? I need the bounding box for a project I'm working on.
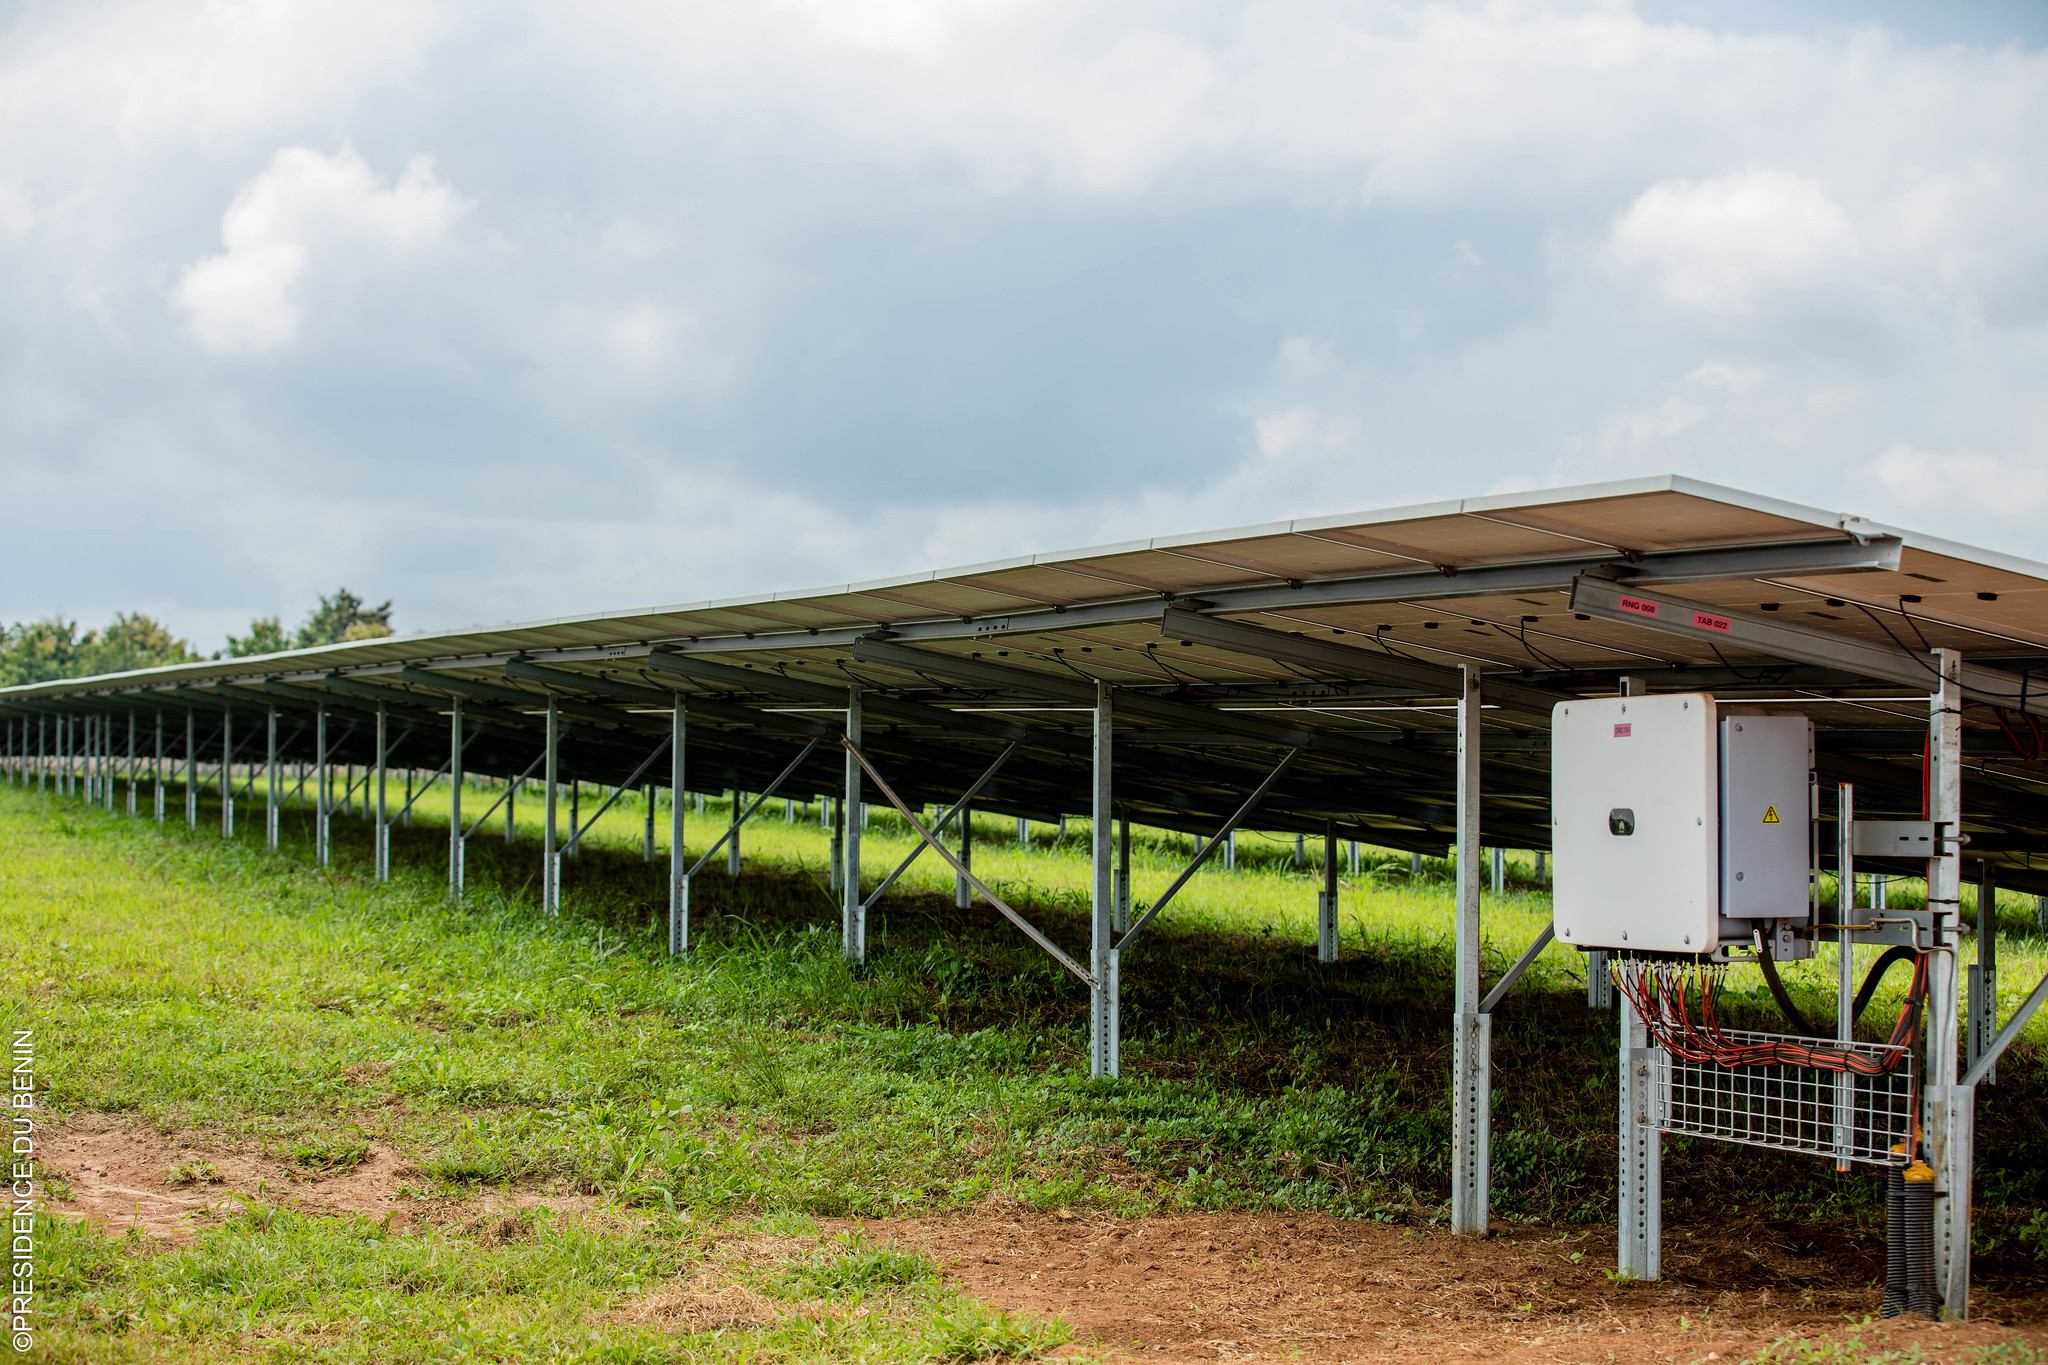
[1691,610,1732,633]
[1617,595,1659,617]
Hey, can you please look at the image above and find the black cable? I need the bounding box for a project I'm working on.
[1853,604,1947,681]
[1853,946,1917,1024]
[1757,947,1822,1037]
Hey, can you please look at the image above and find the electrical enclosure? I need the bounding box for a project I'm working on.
[1718,714,1813,924]
[1552,694,1719,953]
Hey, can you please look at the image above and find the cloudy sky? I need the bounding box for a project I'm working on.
[4,1,2045,650]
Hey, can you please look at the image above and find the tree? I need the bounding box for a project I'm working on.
[83,612,200,674]
[0,613,197,685]
[223,616,290,657]
[294,590,393,649]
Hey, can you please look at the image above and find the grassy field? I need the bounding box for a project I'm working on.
[13,772,2048,1362]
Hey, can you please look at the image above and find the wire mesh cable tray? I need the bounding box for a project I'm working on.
[1653,1029,1914,1166]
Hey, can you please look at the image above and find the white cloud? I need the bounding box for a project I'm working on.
[1551,359,1866,484]
[175,146,466,356]
[0,0,441,148]
[1606,168,1859,316]
[1862,443,2048,525]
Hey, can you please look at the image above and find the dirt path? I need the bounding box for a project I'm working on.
[859,1211,2048,1363]
[43,1114,2048,1363]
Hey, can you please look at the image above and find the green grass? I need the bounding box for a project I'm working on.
[10,771,2048,1359]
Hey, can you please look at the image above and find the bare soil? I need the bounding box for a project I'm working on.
[45,1114,2048,1363]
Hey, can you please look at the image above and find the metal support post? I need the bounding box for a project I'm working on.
[1293,831,1304,868]
[1318,821,1339,963]
[505,774,516,844]
[1928,647,1968,1317]
[669,698,688,954]
[1113,816,1130,933]
[184,711,197,827]
[1090,680,1117,1080]
[644,784,655,862]
[373,705,388,879]
[827,796,843,891]
[1491,846,1505,896]
[265,708,279,850]
[955,802,973,909]
[1619,999,1662,1279]
[448,698,465,899]
[1451,664,1489,1236]
[1016,815,1027,846]
[1223,827,1235,870]
[568,781,580,857]
[37,718,45,793]
[727,790,743,877]
[1968,862,1997,1086]
[842,688,863,963]
[314,707,330,866]
[153,713,163,821]
[543,697,560,914]
[1836,783,1857,1172]
[217,711,233,838]
[1348,839,1359,877]
[403,769,413,829]
[1588,950,1613,1008]
[127,713,137,816]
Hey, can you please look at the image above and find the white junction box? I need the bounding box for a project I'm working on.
[1552,694,1719,954]
[1718,714,1813,925]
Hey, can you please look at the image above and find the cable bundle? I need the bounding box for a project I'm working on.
[1613,955,1927,1076]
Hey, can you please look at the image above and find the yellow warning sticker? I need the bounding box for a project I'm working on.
[1762,805,1781,824]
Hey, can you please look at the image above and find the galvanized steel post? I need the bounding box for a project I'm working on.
[184,711,197,827]
[448,696,465,899]
[1113,815,1129,933]
[955,801,973,910]
[728,790,742,877]
[1451,663,1490,1238]
[315,705,330,867]
[1318,821,1339,963]
[669,696,687,955]
[265,707,279,850]
[842,687,863,963]
[152,712,163,820]
[220,710,234,839]
[1090,679,1117,1080]
[126,713,137,816]
[1928,648,1970,1317]
[643,783,655,862]
[373,705,388,880]
[543,696,559,914]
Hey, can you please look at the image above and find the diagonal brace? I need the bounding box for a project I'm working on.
[385,754,454,826]
[462,749,549,841]
[687,739,822,877]
[841,737,1094,987]
[1963,965,2048,1088]
[569,736,676,850]
[1480,924,1555,1013]
[1115,747,1301,953]
[863,742,1020,910]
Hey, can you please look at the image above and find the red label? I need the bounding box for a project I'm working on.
[1617,595,1659,617]
[1692,610,1732,633]
[1614,723,1632,737]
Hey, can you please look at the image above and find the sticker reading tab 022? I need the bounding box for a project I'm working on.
[1691,610,1732,633]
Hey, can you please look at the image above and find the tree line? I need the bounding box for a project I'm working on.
[0,589,393,686]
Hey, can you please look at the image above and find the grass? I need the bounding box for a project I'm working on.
[10,770,2048,1359]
